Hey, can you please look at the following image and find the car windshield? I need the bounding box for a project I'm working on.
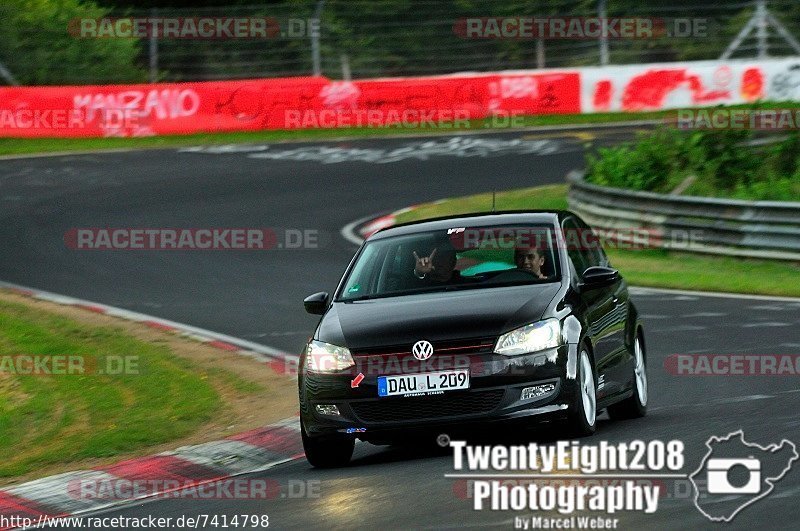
[337,224,560,301]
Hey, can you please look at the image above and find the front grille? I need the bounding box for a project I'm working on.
[350,337,496,358]
[350,389,505,423]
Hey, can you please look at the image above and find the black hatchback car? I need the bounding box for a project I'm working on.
[299,212,647,467]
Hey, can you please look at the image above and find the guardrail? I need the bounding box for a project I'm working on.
[566,171,800,261]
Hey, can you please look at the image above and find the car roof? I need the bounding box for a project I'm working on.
[368,210,570,241]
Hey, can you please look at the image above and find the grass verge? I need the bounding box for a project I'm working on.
[3,102,800,156]
[0,291,296,484]
[392,185,800,297]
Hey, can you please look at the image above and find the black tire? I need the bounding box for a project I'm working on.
[607,333,647,420]
[564,346,597,437]
[301,420,354,468]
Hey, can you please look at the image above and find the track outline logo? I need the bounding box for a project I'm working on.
[689,430,798,522]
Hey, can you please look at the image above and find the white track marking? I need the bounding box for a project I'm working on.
[0,280,294,362]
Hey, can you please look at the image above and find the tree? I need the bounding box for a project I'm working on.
[0,0,146,85]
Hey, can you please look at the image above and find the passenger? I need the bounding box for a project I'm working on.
[514,245,548,280]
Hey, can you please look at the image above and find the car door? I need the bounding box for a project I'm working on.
[574,217,630,392]
[562,216,625,399]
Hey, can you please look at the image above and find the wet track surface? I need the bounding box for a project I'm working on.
[1,127,798,530]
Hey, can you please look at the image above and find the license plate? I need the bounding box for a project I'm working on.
[377,369,470,397]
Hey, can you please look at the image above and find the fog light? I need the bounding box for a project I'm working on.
[520,383,555,401]
[315,404,340,416]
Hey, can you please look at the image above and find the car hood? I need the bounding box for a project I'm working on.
[317,283,562,349]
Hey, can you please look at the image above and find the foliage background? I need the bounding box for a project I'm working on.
[2,0,800,84]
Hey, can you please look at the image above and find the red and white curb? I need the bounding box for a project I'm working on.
[340,212,398,246]
[340,201,443,246]
[0,281,305,529]
[0,418,303,529]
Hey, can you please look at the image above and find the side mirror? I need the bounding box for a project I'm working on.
[304,292,330,315]
[580,266,619,290]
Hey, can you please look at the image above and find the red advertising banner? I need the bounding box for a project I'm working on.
[0,72,580,138]
[3,59,797,138]
[0,77,327,137]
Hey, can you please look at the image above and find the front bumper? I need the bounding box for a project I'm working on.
[299,343,580,439]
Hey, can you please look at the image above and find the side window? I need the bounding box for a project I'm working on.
[562,217,600,278]
[341,245,381,297]
[575,217,608,267]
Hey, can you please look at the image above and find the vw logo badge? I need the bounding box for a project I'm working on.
[412,340,434,361]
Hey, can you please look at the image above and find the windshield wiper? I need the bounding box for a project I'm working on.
[441,283,487,291]
[446,279,554,291]
[339,294,385,302]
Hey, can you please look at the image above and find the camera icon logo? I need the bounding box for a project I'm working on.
[706,456,761,494]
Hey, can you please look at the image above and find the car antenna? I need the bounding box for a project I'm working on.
[491,190,496,213]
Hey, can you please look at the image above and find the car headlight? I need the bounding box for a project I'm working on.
[305,340,355,372]
[494,319,562,356]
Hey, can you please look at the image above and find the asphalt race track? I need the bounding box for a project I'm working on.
[2,127,799,530]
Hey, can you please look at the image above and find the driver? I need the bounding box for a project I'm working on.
[413,239,461,284]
